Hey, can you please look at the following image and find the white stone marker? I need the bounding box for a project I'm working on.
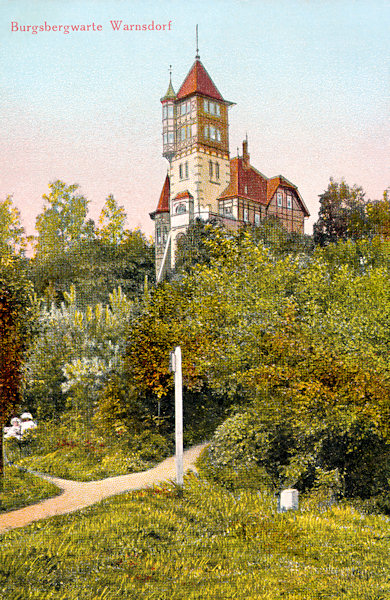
[280,488,299,511]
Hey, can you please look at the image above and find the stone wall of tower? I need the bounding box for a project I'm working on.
[154,212,171,280]
[169,146,230,267]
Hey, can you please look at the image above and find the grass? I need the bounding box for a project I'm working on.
[1,473,389,599]
[5,425,173,482]
[0,465,60,513]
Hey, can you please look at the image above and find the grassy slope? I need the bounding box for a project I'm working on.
[1,475,389,599]
[0,465,60,513]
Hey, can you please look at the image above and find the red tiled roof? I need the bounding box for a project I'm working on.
[177,59,224,101]
[219,157,268,206]
[173,190,193,200]
[219,152,310,217]
[154,174,170,214]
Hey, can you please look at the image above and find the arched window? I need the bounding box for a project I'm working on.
[175,203,186,214]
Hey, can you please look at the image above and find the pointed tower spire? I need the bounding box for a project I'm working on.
[195,25,200,59]
[161,64,176,101]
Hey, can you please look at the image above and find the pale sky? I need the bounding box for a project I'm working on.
[1,0,389,241]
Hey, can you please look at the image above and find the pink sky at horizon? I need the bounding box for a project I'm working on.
[1,0,389,245]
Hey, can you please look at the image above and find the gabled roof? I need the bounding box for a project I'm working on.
[150,174,170,219]
[173,190,193,200]
[218,145,310,217]
[177,59,224,101]
[267,176,310,216]
[219,157,268,206]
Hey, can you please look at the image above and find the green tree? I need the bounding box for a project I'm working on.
[175,218,227,273]
[0,256,34,489]
[313,179,368,245]
[97,194,128,246]
[34,180,94,259]
[366,189,390,236]
[0,196,26,256]
[127,231,390,500]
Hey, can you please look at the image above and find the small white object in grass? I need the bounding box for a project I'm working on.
[280,488,299,511]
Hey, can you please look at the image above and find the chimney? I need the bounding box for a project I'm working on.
[242,138,250,169]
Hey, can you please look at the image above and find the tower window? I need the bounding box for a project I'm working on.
[163,133,168,144]
[185,161,189,178]
[179,164,183,179]
[204,125,221,142]
[209,161,213,178]
[168,105,174,118]
[215,162,220,179]
[168,132,174,143]
[180,101,190,116]
[156,227,162,244]
[175,203,186,214]
[162,105,167,120]
[203,100,221,117]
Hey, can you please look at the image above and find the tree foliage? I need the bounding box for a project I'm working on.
[0,196,26,256]
[97,194,128,246]
[0,256,34,485]
[127,231,390,500]
[34,180,94,259]
[313,179,368,245]
[30,181,154,306]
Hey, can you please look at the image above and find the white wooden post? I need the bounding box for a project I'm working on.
[170,346,183,486]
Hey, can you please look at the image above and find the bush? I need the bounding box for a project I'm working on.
[203,405,390,508]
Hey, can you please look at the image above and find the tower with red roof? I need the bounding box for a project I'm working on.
[151,49,309,282]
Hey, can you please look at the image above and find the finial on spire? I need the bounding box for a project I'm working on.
[169,64,172,81]
[195,25,200,59]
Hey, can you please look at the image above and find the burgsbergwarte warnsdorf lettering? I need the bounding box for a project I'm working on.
[10,20,173,34]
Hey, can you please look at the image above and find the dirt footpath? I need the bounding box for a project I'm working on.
[0,443,206,534]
